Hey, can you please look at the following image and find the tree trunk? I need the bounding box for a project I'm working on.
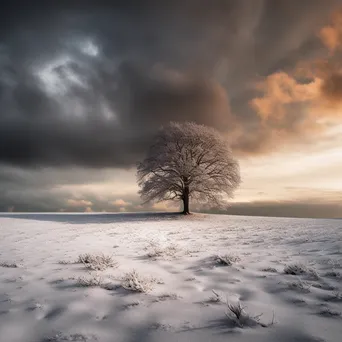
[182,185,190,215]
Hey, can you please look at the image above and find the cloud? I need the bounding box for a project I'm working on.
[0,0,340,169]
[243,7,342,154]
[221,199,342,219]
[320,70,342,104]
[67,199,93,207]
[111,199,131,207]
[251,72,321,121]
[0,159,340,218]
[0,1,341,215]
[319,8,342,53]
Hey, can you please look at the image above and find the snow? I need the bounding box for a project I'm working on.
[0,213,341,342]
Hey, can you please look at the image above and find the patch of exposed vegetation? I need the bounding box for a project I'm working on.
[77,273,107,287]
[43,332,98,342]
[284,263,319,279]
[208,289,223,303]
[318,308,341,317]
[325,270,341,278]
[77,253,118,271]
[154,293,180,302]
[121,270,158,293]
[0,262,19,268]
[145,241,180,259]
[261,267,277,273]
[216,254,240,266]
[225,301,275,328]
[57,260,74,265]
[287,279,311,293]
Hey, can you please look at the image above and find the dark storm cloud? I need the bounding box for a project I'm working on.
[0,0,340,168]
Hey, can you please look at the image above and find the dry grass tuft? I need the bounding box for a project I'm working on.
[155,293,180,302]
[318,307,341,317]
[284,263,307,275]
[185,277,196,281]
[121,270,158,293]
[227,302,244,320]
[287,279,311,292]
[122,301,140,310]
[43,332,98,341]
[325,270,341,278]
[331,292,342,301]
[208,289,223,303]
[284,263,319,280]
[57,260,74,265]
[76,273,107,287]
[261,267,277,273]
[225,301,275,328]
[145,242,179,259]
[216,254,240,266]
[0,261,19,268]
[77,253,118,271]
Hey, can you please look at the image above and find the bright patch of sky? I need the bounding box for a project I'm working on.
[79,39,99,57]
[36,55,85,95]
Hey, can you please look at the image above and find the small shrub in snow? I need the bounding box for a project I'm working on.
[287,279,311,293]
[327,259,341,268]
[307,269,320,280]
[77,253,118,271]
[332,292,342,301]
[44,332,98,341]
[225,301,275,328]
[208,289,223,303]
[0,262,19,268]
[145,242,179,259]
[77,253,93,264]
[76,273,111,289]
[155,293,180,302]
[227,302,244,320]
[57,260,74,265]
[261,267,277,273]
[325,270,341,278]
[26,302,43,311]
[284,263,319,280]
[284,263,307,275]
[122,301,140,310]
[121,270,158,293]
[216,254,240,266]
[318,307,341,317]
[185,277,196,281]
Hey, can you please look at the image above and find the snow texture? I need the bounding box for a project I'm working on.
[0,212,341,342]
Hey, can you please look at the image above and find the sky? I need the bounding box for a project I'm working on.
[0,0,342,218]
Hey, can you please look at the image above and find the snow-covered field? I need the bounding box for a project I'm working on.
[0,213,341,342]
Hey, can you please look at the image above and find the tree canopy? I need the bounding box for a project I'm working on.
[137,122,241,214]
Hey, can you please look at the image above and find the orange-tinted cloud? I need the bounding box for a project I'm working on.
[111,199,131,207]
[319,8,342,53]
[251,72,321,121]
[244,7,342,155]
[67,199,93,207]
[320,70,342,105]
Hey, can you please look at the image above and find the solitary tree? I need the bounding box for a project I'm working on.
[137,122,241,215]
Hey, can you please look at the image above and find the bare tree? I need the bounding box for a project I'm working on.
[137,122,241,215]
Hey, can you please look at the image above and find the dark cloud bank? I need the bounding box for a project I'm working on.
[0,0,341,216]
